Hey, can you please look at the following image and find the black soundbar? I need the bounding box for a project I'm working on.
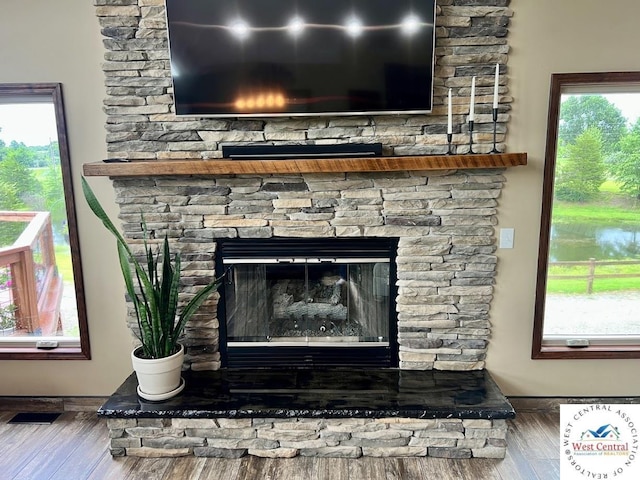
[222,143,383,160]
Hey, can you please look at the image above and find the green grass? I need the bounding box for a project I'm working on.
[552,201,639,226]
[55,244,74,282]
[548,262,640,294]
[547,278,640,294]
[552,179,639,226]
[54,243,80,338]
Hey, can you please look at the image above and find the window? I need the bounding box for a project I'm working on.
[0,83,90,359]
[533,72,640,359]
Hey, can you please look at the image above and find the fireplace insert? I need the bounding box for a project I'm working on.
[216,238,398,368]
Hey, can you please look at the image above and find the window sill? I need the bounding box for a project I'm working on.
[533,344,640,360]
[0,338,90,359]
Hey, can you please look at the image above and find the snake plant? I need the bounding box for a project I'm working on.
[81,177,222,359]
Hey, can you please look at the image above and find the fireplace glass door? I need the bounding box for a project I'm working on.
[219,238,397,368]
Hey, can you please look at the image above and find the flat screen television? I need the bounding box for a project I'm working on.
[165,0,436,117]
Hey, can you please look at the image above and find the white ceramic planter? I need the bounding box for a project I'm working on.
[0,326,15,336]
[131,344,185,401]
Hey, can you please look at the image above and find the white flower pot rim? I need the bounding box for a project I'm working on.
[131,344,184,399]
[132,344,183,360]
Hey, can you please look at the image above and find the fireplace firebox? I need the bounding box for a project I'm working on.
[216,238,398,368]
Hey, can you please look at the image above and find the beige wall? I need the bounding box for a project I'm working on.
[0,0,132,395]
[1,0,638,396]
[490,0,640,395]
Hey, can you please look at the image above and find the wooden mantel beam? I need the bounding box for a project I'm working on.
[83,153,527,177]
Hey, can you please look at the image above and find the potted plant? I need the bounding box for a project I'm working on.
[81,177,223,400]
[0,303,17,336]
[0,267,16,336]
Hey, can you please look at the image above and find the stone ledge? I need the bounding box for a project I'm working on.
[98,369,515,420]
[100,369,513,459]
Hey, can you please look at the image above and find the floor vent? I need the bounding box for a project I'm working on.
[8,412,61,424]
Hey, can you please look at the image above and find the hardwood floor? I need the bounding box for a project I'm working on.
[0,411,560,480]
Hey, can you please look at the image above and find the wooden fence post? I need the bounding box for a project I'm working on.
[586,258,596,294]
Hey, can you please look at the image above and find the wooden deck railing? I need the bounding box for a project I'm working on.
[0,211,63,335]
[548,258,640,294]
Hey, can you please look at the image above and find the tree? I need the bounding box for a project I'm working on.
[41,163,67,236]
[0,181,28,246]
[559,95,627,155]
[0,151,43,210]
[30,141,60,167]
[0,150,45,245]
[6,140,38,168]
[555,127,606,202]
[610,119,640,199]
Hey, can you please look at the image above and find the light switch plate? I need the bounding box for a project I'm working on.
[499,228,514,249]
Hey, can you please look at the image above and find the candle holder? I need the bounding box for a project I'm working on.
[467,120,475,154]
[447,133,453,155]
[491,108,500,153]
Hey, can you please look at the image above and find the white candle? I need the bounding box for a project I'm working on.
[447,88,452,134]
[469,76,475,122]
[493,63,499,109]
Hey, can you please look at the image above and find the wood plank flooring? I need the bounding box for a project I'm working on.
[0,411,559,480]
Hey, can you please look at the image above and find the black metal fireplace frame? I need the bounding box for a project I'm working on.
[215,237,399,369]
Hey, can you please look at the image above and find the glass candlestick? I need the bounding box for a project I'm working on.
[447,133,453,155]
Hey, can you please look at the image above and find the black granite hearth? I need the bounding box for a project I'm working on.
[98,369,515,421]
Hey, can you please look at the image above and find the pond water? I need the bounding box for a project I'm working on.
[550,224,640,261]
[545,224,640,337]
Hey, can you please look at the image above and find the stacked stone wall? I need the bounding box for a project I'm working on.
[113,168,503,372]
[94,0,513,158]
[107,417,508,459]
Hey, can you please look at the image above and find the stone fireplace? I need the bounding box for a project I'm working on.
[93,0,518,459]
[112,169,504,372]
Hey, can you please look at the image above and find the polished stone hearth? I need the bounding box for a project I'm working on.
[100,369,513,420]
[99,369,514,459]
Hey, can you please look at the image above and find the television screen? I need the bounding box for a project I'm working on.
[165,0,436,117]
